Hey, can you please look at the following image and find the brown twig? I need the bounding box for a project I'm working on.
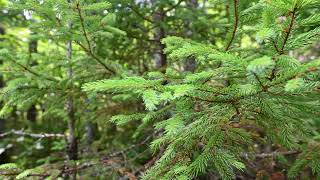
[271,38,280,53]
[279,6,297,55]
[225,0,239,51]
[252,72,268,91]
[75,3,116,74]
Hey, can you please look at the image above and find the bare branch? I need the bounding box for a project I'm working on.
[0,129,65,139]
[254,150,301,158]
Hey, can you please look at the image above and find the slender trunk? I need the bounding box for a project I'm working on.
[65,0,77,166]
[151,1,167,70]
[0,25,10,164]
[85,121,98,145]
[26,32,38,123]
[66,24,78,161]
[65,11,78,179]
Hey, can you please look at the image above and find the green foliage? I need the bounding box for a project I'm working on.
[82,0,320,179]
[0,0,320,179]
[0,163,19,170]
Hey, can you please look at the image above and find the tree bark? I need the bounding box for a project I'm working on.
[26,32,38,123]
[183,0,198,72]
[65,27,78,162]
[65,1,78,164]
[65,8,78,179]
[0,25,10,164]
[151,1,167,70]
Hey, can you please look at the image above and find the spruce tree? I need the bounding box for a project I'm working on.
[83,0,320,179]
[0,0,319,179]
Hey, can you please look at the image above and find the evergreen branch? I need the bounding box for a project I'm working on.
[186,94,237,104]
[164,0,184,13]
[12,60,58,82]
[75,3,116,74]
[0,172,49,178]
[75,2,92,53]
[279,6,297,55]
[271,38,280,53]
[0,129,65,139]
[128,5,154,23]
[225,0,239,51]
[252,72,268,91]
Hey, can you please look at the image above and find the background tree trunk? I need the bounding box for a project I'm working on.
[65,1,77,163]
[183,0,198,72]
[26,32,38,123]
[151,1,167,70]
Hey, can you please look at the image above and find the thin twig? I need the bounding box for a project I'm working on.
[128,5,154,23]
[164,0,184,13]
[225,0,239,51]
[0,129,65,139]
[13,61,58,82]
[271,38,280,53]
[254,150,300,158]
[103,133,155,159]
[279,6,297,55]
[252,72,268,91]
[75,3,116,74]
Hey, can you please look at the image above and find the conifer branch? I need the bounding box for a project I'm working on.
[164,0,184,13]
[0,172,49,178]
[225,0,239,51]
[271,38,280,53]
[252,72,268,91]
[75,3,116,74]
[279,6,297,55]
[129,5,154,23]
[12,60,58,82]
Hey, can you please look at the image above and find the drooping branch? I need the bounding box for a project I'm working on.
[11,60,58,82]
[225,0,239,51]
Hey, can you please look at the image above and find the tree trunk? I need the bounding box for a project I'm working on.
[183,0,198,72]
[65,24,78,162]
[65,11,78,179]
[0,25,10,164]
[26,32,38,123]
[151,1,167,70]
